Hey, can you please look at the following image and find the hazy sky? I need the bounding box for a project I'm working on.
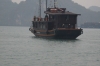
[12,0,100,8]
[72,0,100,8]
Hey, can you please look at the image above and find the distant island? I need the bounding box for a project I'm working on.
[88,6,100,12]
[81,22,100,28]
[0,0,100,26]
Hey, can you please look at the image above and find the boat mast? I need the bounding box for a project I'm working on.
[39,0,41,17]
[46,0,47,11]
[54,0,56,8]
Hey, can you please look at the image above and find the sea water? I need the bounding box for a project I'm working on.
[0,26,100,66]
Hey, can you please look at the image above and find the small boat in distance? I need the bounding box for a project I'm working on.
[29,0,83,39]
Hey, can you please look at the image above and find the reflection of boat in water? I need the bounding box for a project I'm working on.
[29,0,83,39]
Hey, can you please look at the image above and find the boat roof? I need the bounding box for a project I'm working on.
[45,11,80,15]
[44,8,81,15]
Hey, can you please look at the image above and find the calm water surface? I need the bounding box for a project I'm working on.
[0,26,100,66]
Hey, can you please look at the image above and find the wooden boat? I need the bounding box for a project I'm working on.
[29,0,83,39]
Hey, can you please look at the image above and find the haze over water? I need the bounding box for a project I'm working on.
[0,26,100,66]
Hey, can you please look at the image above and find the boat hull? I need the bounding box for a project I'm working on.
[29,28,83,39]
[54,29,82,39]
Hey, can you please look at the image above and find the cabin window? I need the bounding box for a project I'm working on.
[42,23,45,29]
[40,23,42,28]
[43,25,45,29]
[48,22,54,30]
[33,22,34,27]
[38,22,41,28]
[65,24,68,28]
[37,22,39,28]
[49,15,55,21]
[34,23,35,27]
[39,22,46,29]
[66,16,69,21]
[60,23,74,28]
[36,22,37,28]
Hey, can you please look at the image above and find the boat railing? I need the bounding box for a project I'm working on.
[33,17,49,22]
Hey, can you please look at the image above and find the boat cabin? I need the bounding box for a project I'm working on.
[32,8,80,30]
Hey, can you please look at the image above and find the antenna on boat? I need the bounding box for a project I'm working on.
[46,0,47,11]
[39,0,41,17]
[54,0,57,8]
